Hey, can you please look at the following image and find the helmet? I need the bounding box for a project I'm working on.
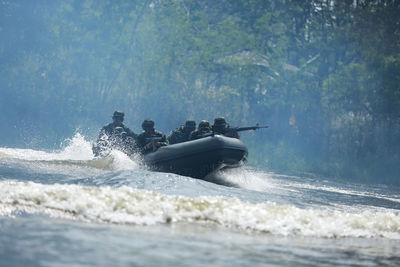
[184,120,196,131]
[142,118,155,130]
[113,111,125,118]
[185,120,196,128]
[213,117,226,126]
[198,120,210,129]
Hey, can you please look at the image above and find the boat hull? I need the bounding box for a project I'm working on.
[143,135,248,178]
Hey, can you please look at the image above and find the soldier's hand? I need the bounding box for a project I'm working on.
[154,142,161,147]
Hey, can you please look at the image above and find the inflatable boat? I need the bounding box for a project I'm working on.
[143,135,248,178]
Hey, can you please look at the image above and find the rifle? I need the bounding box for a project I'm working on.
[145,136,163,143]
[144,136,165,152]
[225,123,269,134]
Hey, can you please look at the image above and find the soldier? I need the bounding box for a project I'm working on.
[167,120,196,144]
[98,111,137,140]
[136,119,168,154]
[211,117,239,139]
[189,120,212,140]
[93,111,137,157]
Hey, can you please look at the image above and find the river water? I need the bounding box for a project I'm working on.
[0,134,399,266]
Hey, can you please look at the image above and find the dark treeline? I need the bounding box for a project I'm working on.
[0,0,399,184]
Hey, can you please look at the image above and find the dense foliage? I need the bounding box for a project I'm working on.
[1,0,399,184]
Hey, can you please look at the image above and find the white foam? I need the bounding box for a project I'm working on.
[216,168,280,192]
[0,133,93,161]
[107,150,140,171]
[57,133,95,160]
[0,133,141,171]
[1,181,399,239]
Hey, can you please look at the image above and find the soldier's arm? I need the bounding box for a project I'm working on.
[167,132,173,143]
[160,133,168,145]
[189,131,199,140]
[135,135,144,148]
[189,132,195,140]
[167,132,176,144]
[123,127,137,139]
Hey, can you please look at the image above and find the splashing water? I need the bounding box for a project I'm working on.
[0,133,93,161]
[107,150,141,171]
[0,133,141,171]
[0,180,399,239]
[215,167,277,192]
[58,133,95,160]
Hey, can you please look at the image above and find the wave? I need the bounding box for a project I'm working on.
[0,133,93,161]
[0,133,141,171]
[1,180,399,239]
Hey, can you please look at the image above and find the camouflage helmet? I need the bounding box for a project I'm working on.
[213,117,227,126]
[198,120,210,129]
[142,118,155,130]
[184,120,196,130]
[113,111,125,118]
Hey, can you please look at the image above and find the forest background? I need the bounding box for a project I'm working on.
[1,0,399,184]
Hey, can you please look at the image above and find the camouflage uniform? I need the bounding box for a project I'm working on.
[212,117,240,139]
[94,126,137,157]
[189,120,212,140]
[93,111,137,157]
[99,122,136,140]
[136,119,167,154]
[98,111,137,140]
[167,120,196,144]
[109,127,137,156]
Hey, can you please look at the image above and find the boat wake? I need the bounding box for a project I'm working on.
[211,167,276,191]
[1,180,399,239]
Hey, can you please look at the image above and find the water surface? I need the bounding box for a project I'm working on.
[1,134,399,266]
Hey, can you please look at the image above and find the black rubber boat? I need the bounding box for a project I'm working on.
[143,135,248,179]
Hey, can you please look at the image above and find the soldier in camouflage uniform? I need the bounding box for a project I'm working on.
[98,111,137,140]
[167,120,196,144]
[136,119,168,154]
[212,117,240,139]
[189,120,212,140]
[93,111,137,157]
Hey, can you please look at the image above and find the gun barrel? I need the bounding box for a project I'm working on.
[229,125,269,132]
